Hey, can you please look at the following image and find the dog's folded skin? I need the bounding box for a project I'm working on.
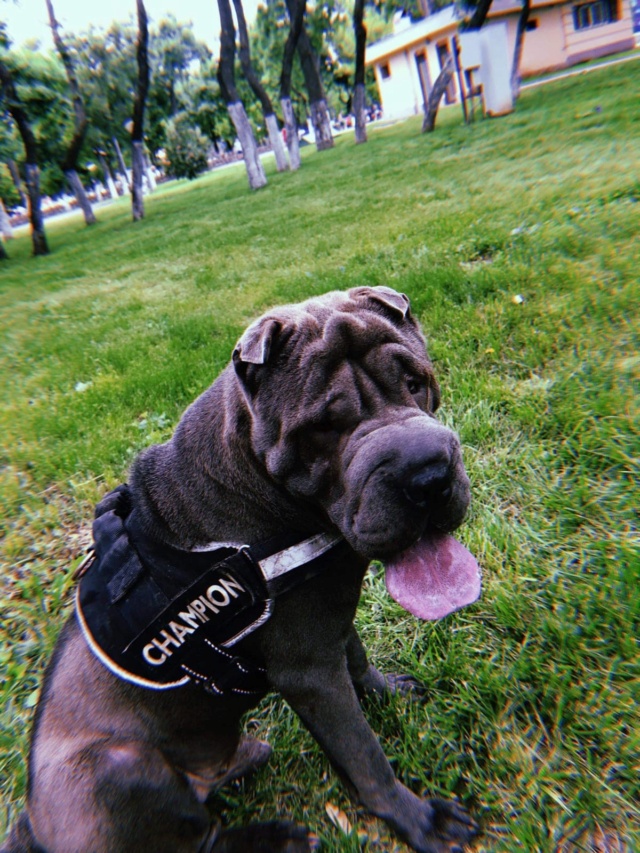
[4,287,480,853]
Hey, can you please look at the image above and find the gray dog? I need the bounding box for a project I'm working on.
[3,286,481,853]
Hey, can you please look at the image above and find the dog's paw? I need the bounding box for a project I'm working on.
[211,820,313,852]
[383,672,427,698]
[409,798,478,853]
[356,665,426,700]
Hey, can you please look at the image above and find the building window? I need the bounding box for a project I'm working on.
[572,0,619,29]
[380,62,391,79]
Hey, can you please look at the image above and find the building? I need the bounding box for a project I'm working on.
[366,0,635,120]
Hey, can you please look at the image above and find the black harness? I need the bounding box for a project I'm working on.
[75,485,347,697]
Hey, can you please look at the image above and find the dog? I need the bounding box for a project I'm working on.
[3,286,481,853]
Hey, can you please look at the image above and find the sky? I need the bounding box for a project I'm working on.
[2,0,260,51]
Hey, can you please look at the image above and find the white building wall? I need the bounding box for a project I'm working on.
[374,50,424,119]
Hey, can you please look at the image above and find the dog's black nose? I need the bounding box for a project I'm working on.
[404,465,452,507]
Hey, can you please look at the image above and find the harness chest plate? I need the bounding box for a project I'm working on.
[76,485,345,695]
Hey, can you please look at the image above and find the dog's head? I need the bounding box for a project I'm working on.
[233,286,480,619]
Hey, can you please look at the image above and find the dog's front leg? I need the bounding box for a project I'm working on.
[270,658,476,853]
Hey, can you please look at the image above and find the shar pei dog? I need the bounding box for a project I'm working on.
[3,286,481,853]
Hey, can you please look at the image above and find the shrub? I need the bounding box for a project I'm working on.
[163,116,210,180]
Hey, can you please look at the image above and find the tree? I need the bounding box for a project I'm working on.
[146,15,210,156]
[45,0,96,225]
[422,0,494,132]
[286,0,334,151]
[422,54,453,132]
[0,54,49,255]
[0,198,10,259]
[278,0,306,170]
[66,22,138,186]
[353,0,367,143]
[182,62,236,153]
[131,0,149,221]
[232,0,289,171]
[217,0,267,190]
[510,0,531,99]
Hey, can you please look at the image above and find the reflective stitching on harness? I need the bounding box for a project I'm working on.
[203,638,234,660]
[180,664,223,695]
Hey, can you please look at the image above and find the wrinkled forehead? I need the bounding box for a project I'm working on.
[284,296,429,371]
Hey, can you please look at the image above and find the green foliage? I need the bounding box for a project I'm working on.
[146,14,211,155]
[1,46,73,197]
[66,20,139,165]
[162,113,210,179]
[250,0,391,119]
[0,164,20,207]
[1,61,639,850]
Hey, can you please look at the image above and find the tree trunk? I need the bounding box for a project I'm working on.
[144,153,156,190]
[279,0,306,171]
[24,163,49,255]
[308,95,333,150]
[353,0,367,144]
[0,200,9,259]
[132,0,150,221]
[217,0,267,190]
[64,169,96,223]
[227,102,267,190]
[97,151,118,198]
[46,0,96,225]
[0,199,13,239]
[295,25,334,151]
[7,160,27,207]
[280,96,301,171]
[510,0,531,100]
[353,84,367,144]
[422,56,453,132]
[0,59,49,255]
[264,113,289,171]
[232,0,289,172]
[112,137,130,194]
[66,170,96,223]
[462,0,494,30]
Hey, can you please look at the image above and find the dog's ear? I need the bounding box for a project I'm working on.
[233,316,282,398]
[234,317,281,365]
[352,285,411,320]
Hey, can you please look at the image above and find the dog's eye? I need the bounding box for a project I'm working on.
[406,377,423,396]
[312,424,340,443]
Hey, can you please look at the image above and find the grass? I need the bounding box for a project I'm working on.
[1,60,639,851]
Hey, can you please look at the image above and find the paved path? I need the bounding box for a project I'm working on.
[521,50,640,91]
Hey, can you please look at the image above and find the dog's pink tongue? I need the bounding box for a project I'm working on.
[384,534,481,620]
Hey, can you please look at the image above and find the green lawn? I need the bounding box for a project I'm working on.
[1,61,638,852]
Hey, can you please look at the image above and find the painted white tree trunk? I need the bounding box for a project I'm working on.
[228,101,267,190]
[65,169,96,225]
[144,153,156,190]
[105,174,118,198]
[310,98,334,151]
[112,137,131,195]
[280,96,301,171]
[0,199,13,239]
[354,83,367,144]
[131,140,145,221]
[265,113,289,172]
